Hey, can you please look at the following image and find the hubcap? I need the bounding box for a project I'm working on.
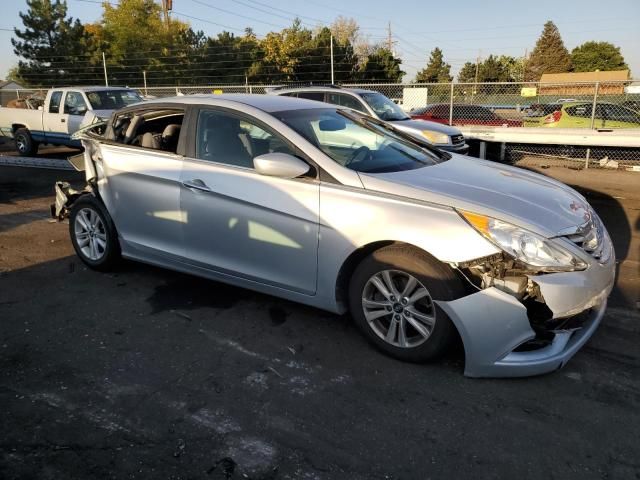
[16,136,26,152]
[74,208,107,261]
[362,269,436,348]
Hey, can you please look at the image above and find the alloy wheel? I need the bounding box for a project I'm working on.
[361,269,436,348]
[74,207,107,261]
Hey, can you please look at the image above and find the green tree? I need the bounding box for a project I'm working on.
[357,47,404,82]
[12,0,96,86]
[525,21,572,81]
[457,61,476,83]
[415,47,452,83]
[100,0,194,85]
[571,41,628,73]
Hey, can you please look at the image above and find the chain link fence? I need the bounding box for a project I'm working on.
[5,80,640,169]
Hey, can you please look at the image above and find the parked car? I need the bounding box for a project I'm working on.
[522,103,562,127]
[267,85,469,155]
[621,100,640,113]
[0,86,143,155]
[54,94,615,378]
[536,101,640,129]
[410,104,523,127]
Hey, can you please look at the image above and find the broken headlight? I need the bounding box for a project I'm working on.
[460,211,587,272]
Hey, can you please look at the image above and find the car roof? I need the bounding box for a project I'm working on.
[139,93,336,112]
[52,86,136,92]
[270,86,377,95]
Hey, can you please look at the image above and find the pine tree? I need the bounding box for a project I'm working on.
[457,62,476,83]
[525,21,572,81]
[12,0,95,86]
[415,47,452,83]
[357,47,404,82]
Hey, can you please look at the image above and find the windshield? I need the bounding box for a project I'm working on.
[277,108,443,173]
[359,92,410,121]
[85,90,143,110]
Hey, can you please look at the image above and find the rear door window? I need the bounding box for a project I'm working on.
[296,92,325,102]
[326,93,368,113]
[49,91,63,114]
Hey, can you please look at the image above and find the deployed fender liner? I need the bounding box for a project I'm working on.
[436,287,606,378]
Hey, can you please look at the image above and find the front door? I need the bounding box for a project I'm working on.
[180,108,319,294]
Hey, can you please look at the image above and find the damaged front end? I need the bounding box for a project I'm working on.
[438,213,616,378]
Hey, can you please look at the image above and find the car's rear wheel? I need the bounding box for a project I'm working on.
[14,128,38,156]
[69,195,120,271]
[349,245,464,362]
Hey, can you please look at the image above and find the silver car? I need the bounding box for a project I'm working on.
[54,94,615,378]
[268,85,469,155]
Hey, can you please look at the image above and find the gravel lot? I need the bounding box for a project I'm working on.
[1,156,639,479]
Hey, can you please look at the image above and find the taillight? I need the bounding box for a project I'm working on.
[544,110,562,123]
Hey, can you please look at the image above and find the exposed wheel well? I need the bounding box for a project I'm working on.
[12,124,27,133]
[334,240,397,310]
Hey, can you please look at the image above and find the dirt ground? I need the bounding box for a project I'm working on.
[1,158,639,479]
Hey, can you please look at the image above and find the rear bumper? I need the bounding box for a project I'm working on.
[436,250,615,378]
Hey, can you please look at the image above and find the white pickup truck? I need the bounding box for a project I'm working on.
[0,86,143,156]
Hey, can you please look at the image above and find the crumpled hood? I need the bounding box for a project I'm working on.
[390,119,462,138]
[359,154,591,237]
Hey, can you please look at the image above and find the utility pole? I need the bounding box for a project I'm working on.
[330,34,335,84]
[472,50,480,103]
[387,22,393,52]
[102,51,108,86]
[522,48,528,82]
[161,0,172,28]
[143,70,147,96]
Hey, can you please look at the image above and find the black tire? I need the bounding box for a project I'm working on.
[69,195,121,271]
[348,244,465,363]
[14,128,39,156]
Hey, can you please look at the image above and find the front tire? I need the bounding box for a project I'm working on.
[14,128,39,156]
[69,195,120,271]
[349,245,465,362]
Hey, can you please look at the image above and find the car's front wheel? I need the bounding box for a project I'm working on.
[69,195,120,271]
[349,245,464,362]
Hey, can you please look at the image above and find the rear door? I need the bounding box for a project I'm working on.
[89,107,186,259]
[42,90,68,142]
[179,107,320,294]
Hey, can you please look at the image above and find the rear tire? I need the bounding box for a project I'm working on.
[14,128,39,156]
[348,245,464,362]
[69,195,120,271]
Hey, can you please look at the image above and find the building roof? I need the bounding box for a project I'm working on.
[540,70,630,83]
[0,80,24,89]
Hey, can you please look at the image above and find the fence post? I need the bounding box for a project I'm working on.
[589,81,600,129]
[16,89,20,99]
[449,83,454,126]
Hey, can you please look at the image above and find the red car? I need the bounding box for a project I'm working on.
[411,104,522,127]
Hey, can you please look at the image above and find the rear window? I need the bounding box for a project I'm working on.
[49,91,63,114]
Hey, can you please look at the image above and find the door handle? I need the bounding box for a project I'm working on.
[182,179,211,192]
[61,118,66,123]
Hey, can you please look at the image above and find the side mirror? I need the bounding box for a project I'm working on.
[253,152,310,179]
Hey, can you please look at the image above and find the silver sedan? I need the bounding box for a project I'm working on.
[55,94,615,377]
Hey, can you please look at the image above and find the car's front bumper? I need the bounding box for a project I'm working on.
[439,142,469,155]
[436,250,616,378]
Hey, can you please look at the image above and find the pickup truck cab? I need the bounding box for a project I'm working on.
[0,86,143,156]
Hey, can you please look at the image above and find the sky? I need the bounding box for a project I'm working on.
[1,0,639,83]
